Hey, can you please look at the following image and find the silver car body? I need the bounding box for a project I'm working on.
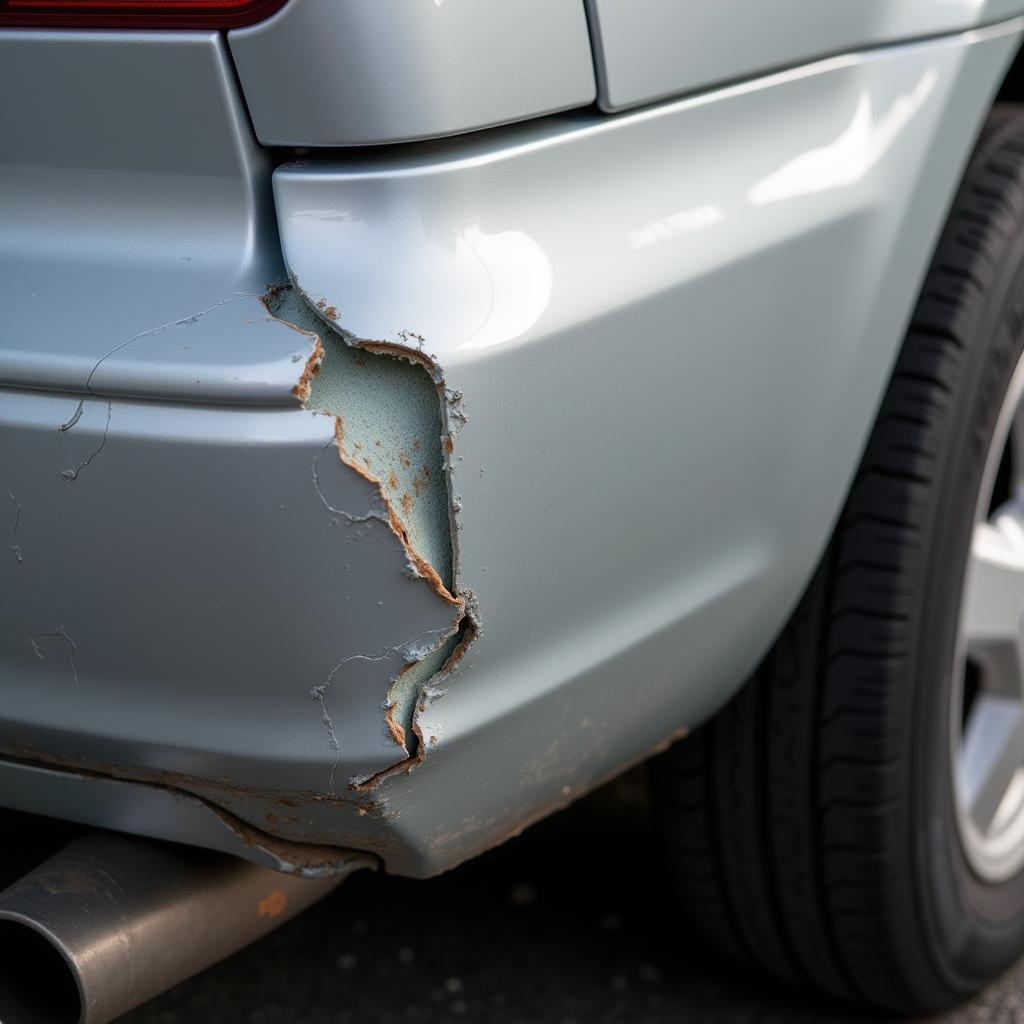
[2,1,1023,878]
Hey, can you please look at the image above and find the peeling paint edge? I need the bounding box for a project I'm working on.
[261,283,478,781]
[294,281,471,587]
[292,337,325,402]
[291,285,480,783]
[352,609,480,792]
[214,802,375,878]
[331,418,459,608]
[261,286,461,613]
[0,742,381,816]
[0,751,379,878]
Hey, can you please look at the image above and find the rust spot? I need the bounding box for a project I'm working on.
[384,701,408,748]
[264,284,479,792]
[360,340,439,379]
[425,726,694,865]
[264,282,289,304]
[258,889,289,918]
[330,419,460,606]
[290,337,324,403]
[1,744,371,814]
[2,747,381,875]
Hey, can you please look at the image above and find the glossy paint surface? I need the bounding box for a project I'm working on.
[587,0,1024,110]
[228,0,596,147]
[0,32,297,404]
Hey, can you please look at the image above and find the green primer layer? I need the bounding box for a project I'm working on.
[269,286,458,753]
[271,287,453,589]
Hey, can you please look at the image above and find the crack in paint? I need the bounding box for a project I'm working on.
[59,400,112,482]
[8,491,21,564]
[59,403,84,433]
[263,282,477,790]
[310,440,389,526]
[29,626,80,688]
[349,610,479,791]
[310,627,453,795]
[57,295,257,481]
[82,295,256,395]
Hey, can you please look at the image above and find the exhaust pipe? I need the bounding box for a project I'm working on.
[0,833,344,1024]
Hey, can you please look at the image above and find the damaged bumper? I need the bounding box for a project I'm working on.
[3,21,1022,877]
[0,292,478,871]
[0,28,476,874]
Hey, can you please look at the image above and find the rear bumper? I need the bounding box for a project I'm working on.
[1,380,460,786]
[2,23,1020,876]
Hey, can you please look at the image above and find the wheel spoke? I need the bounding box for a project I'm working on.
[962,696,1024,834]
[962,517,1024,650]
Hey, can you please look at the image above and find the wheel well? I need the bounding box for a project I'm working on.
[996,41,1024,104]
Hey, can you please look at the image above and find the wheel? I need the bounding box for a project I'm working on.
[651,103,1024,1014]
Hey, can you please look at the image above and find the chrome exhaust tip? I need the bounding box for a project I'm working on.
[0,834,343,1024]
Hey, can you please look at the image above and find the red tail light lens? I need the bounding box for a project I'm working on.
[0,0,287,28]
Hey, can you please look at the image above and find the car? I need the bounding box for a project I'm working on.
[4,0,1024,1019]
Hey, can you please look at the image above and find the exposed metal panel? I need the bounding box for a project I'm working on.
[586,0,1024,112]
[228,0,596,147]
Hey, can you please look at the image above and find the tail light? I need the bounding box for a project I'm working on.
[0,0,287,28]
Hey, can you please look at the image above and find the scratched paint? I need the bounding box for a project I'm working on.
[56,297,261,483]
[1,280,477,869]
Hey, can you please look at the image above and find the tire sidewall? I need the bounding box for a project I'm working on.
[916,218,1024,993]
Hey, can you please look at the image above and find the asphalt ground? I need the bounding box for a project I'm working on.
[6,771,1024,1024]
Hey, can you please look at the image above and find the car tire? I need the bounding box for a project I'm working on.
[651,104,1024,1013]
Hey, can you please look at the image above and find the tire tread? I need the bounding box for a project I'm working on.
[652,104,1024,1011]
